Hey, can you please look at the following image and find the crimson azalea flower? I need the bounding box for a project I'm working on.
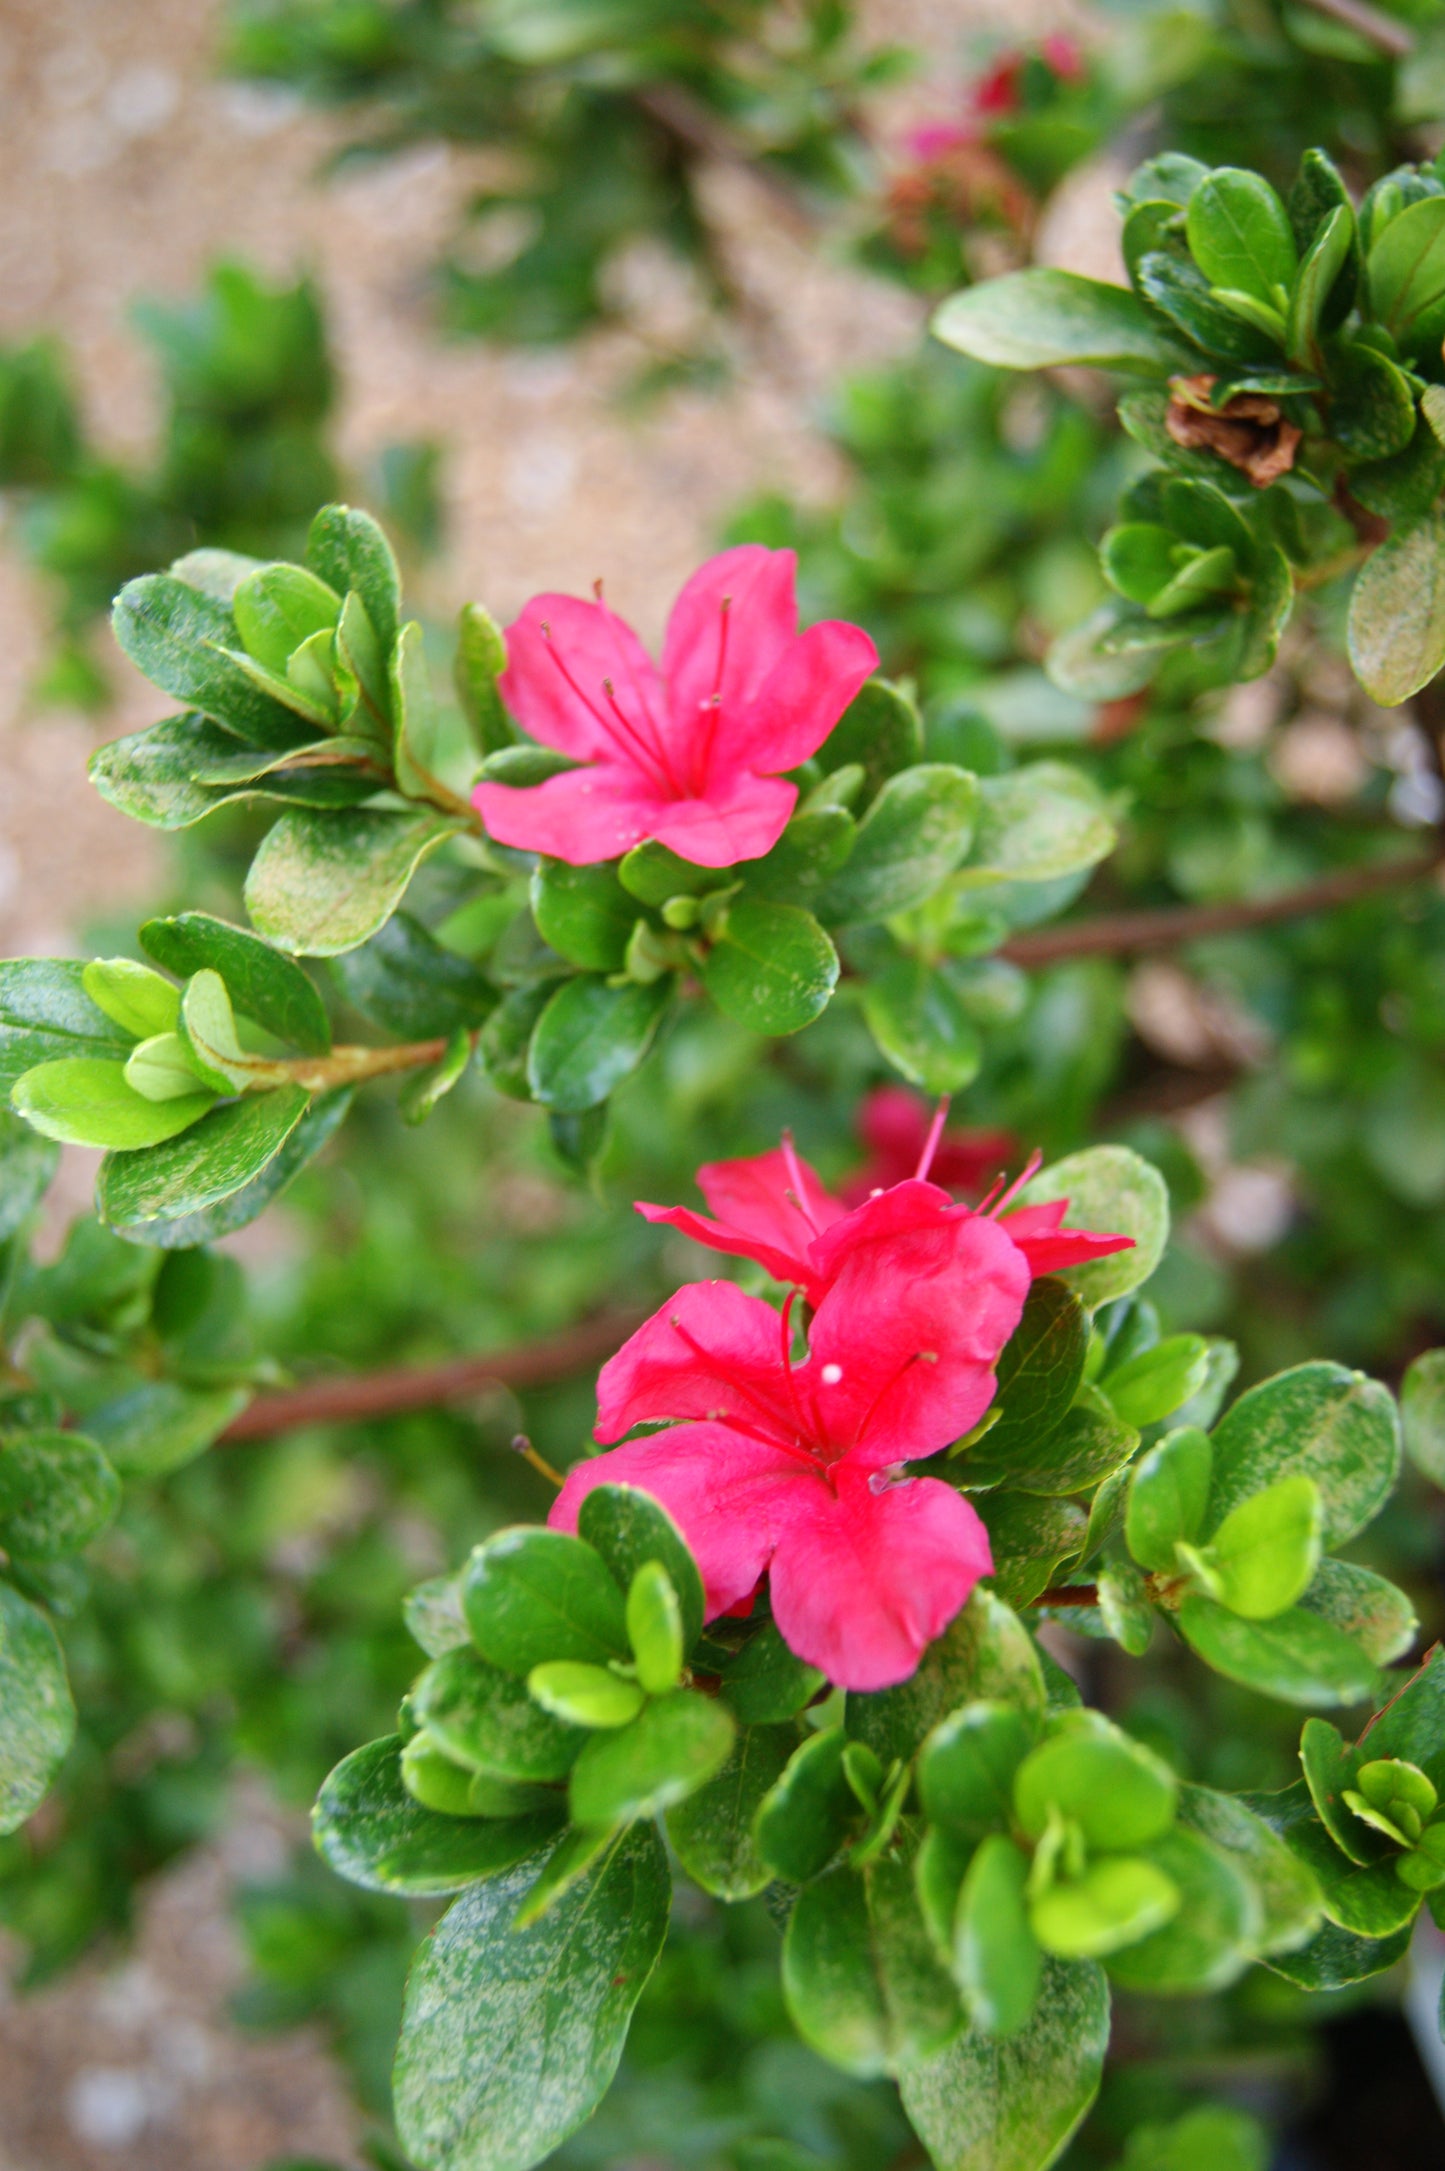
[549,1206,1028,1688]
[839,1084,1015,1206]
[472,545,878,869]
[637,1107,1133,1311]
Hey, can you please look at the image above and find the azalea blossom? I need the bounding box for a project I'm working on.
[473,545,878,869]
[840,1084,1015,1206]
[637,1106,1132,1310]
[550,1209,1026,1688]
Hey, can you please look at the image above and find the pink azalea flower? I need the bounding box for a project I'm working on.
[550,1208,1027,1688]
[472,546,878,869]
[840,1084,1015,1206]
[637,1108,1133,1309]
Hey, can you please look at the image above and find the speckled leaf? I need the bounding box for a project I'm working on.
[1017,1147,1168,1307]
[89,712,373,828]
[392,1823,670,2171]
[754,1725,856,1885]
[981,1494,1087,1608]
[1175,1783,1322,1957]
[933,269,1193,372]
[1351,1645,1445,1789]
[701,899,839,1036]
[0,1578,75,1834]
[1204,1362,1399,1549]
[0,1431,119,1559]
[568,1690,734,1827]
[110,1088,350,1247]
[847,1589,1046,1764]
[246,807,464,958]
[527,975,671,1112]
[112,572,313,750]
[313,1736,561,1897]
[966,763,1115,886]
[815,766,978,924]
[413,1646,584,1785]
[330,912,496,1040]
[141,913,331,1054]
[0,1111,58,1240]
[1104,1829,1257,1994]
[667,1722,798,1899]
[96,1085,311,1234]
[1265,1916,1412,1989]
[965,1386,1135,1500]
[863,956,983,1096]
[1348,513,1445,706]
[0,960,133,1092]
[898,1956,1108,2171]
[1295,1558,1417,1666]
[712,1620,825,1724]
[306,504,401,654]
[1401,1348,1445,1488]
[83,1380,250,1478]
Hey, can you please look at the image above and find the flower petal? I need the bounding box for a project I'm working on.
[636,1145,844,1298]
[634,1202,816,1297]
[647,773,798,867]
[804,1209,1029,1467]
[998,1200,1135,1277]
[724,619,880,777]
[768,1463,992,1690]
[594,1279,795,1445]
[499,593,669,764]
[548,1421,798,1618]
[474,764,668,866]
[662,545,799,728]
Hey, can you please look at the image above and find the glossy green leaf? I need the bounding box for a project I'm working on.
[454,600,511,756]
[1104,1828,1257,1993]
[245,807,465,957]
[105,1087,349,1247]
[1176,1782,1322,1956]
[782,1854,960,2078]
[919,1701,1032,1839]
[392,1824,669,2171]
[1186,169,1297,305]
[12,1059,215,1150]
[112,571,311,750]
[1270,1792,1417,1938]
[1349,1645,1445,1789]
[233,560,340,675]
[463,1526,629,1674]
[966,762,1115,886]
[307,503,401,655]
[330,910,496,1041]
[1126,1426,1213,1572]
[701,898,838,1036]
[412,1647,584,1783]
[1176,1596,1379,1707]
[965,1385,1136,1499]
[970,1280,1087,1472]
[313,1736,561,1896]
[666,1722,798,1900]
[1102,1335,1211,1428]
[0,1578,75,1835]
[576,1483,705,1654]
[531,860,636,973]
[1031,1856,1180,1961]
[814,765,978,923]
[1331,342,1418,461]
[527,974,670,1111]
[1207,1474,1323,1620]
[933,270,1194,373]
[981,1493,1087,1608]
[1286,204,1353,366]
[738,810,857,906]
[1205,1361,1399,1550]
[526,1663,644,1730]
[1367,194,1445,339]
[711,1618,823,1724]
[754,1724,855,1884]
[0,1432,119,1560]
[898,1956,1108,2171]
[1017,1147,1168,1307]
[1014,1713,1177,1853]
[568,1689,734,1827]
[625,1560,683,1695]
[847,1589,1045,1765]
[96,1084,310,1233]
[81,959,179,1040]
[141,912,331,1053]
[1265,1915,1411,1989]
[89,712,374,829]
[951,1834,1040,2036]
[819,679,923,799]
[862,956,982,1095]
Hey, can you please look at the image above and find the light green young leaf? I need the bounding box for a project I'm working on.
[12,1059,216,1150]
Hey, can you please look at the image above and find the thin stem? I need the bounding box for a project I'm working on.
[220,1310,648,1443]
[1000,848,1444,968]
[1031,1584,1100,1609]
[276,1035,455,1094]
[1296,0,1414,53]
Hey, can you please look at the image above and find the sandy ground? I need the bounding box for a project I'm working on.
[0,0,1079,2162]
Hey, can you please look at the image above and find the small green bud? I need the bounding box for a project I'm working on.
[626,1560,684,1694]
[528,1660,645,1729]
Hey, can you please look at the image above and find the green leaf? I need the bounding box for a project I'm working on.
[527,1662,644,1729]
[81,959,179,1040]
[84,1380,251,1477]
[863,956,982,1095]
[981,1494,1087,1608]
[919,1701,1033,1839]
[898,1957,1108,2171]
[1017,1146,1169,1307]
[454,601,512,756]
[1186,169,1297,306]
[329,911,496,1040]
[815,766,978,924]
[818,679,924,799]
[783,1861,951,2079]
[245,807,465,957]
[933,270,1194,373]
[104,1087,349,1247]
[89,712,374,830]
[0,960,137,1092]
[1268,1790,1417,1938]
[701,898,839,1036]
[141,912,331,1054]
[1176,1597,1379,1707]
[1366,194,1445,341]
[847,1589,1046,1765]
[1177,1781,1322,1957]
[527,975,670,1111]
[1031,1856,1180,1961]
[1349,1646,1445,1789]
[1345,503,1440,699]
[413,1646,584,1784]
[1265,1915,1411,1989]
[865,1836,965,2068]
[313,1737,561,1896]
[404,1574,471,1660]
[179,969,264,1092]
[966,763,1115,886]
[1203,1474,1322,1620]
[616,842,726,908]
[12,1059,215,1149]
[626,1560,683,1695]
[1300,1722,1374,1863]
[1013,1713,1177,1854]
[666,1722,798,1900]
[754,1725,855,1884]
[392,1824,669,2171]
[969,1280,1087,1472]
[1205,1361,1399,1550]
[576,1483,705,1654]
[952,1834,1041,2035]
[1104,1828,1257,1992]
[1098,1564,1154,1657]
[112,572,311,750]
[1126,1426,1212,1573]
[463,1527,629,1674]
[569,1689,734,1827]
[0,1112,58,1240]
[233,561,340,675]
[0,1578,75,1834]
[1287,204,1354,366]
[711,1618,823,1724]
[1289,150,1360,322]
[968,1385,1136,1504]
[1298,1559,1417,1667]
[307,503,401,655]
[96,1084,311,1233]
[510,1822,620,1927]
[1102,1335,1211,1428]
[531,860,636,973]
[739,810,857,906]
[1402,1348,1445,1487]
[0,1432,119,1559]
[1330,342,1417,461]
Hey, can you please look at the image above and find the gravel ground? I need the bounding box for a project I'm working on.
[0,0,1080,2163]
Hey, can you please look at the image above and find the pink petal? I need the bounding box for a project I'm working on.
[634,1202,819,1299]
[594,1279,795,1445]
[646,773,797,867]
[662,546,799,728]
[549,1422,799,1618]
[805,1177,960,1289]
[768,1462,992,1690]
[998,1200,1135,1278]
[723,620,880,778]
[474,764,668,865]
[640,1145,846,1299]
[499,594,669,765]
[805,1210,1029,1467]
